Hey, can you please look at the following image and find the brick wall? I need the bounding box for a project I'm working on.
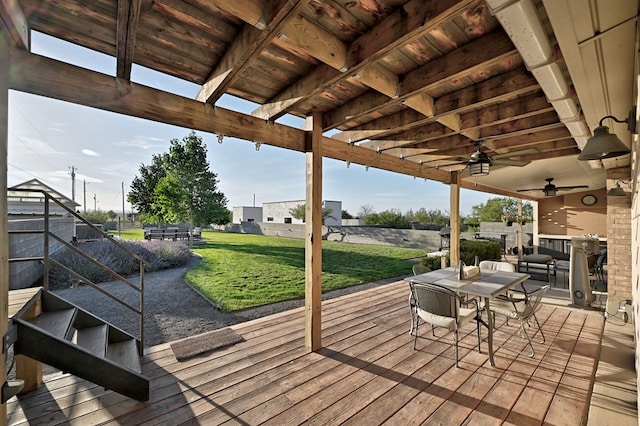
[606,167,633,310]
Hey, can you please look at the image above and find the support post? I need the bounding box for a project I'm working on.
[449,171,461,265]
[304,112,323,351]
[517,198,524,259]
[0,27,10,418]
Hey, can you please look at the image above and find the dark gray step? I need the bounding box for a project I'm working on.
[107,338,141,373]
[34,308,75,339]
[73,325,108,356]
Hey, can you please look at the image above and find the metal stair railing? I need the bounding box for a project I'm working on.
[8,189,149,352]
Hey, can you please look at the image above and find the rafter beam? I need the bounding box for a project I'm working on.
[324,30,519,129]
[334,67,540,144]
[252,0,479,120]
[116,0,142,80]
[0,0,29,49]
[9,49,453,185]
[196,0,308,104]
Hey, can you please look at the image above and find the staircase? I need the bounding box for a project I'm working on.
[11,290,149,401]
[7,188,149,401]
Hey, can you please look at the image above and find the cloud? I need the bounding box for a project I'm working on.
[82,149,100,156]
[115,135,166,149]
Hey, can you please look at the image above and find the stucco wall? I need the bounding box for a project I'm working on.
[537,188,607,237]
[216,222,530,253]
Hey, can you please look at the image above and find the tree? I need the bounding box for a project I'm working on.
[358,204,375,217]
[288,203,336,223]
[409,208,449,226]
[364,209,409,228]
[128,131,229,226]
[128,153,166,223]
[106,210,117,220]
[341,209,353,219]
[468,197,533,223]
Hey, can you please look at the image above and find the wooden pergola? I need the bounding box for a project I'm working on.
[1,0,637,418]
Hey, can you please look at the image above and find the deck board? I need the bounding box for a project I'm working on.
[7,280,605,425]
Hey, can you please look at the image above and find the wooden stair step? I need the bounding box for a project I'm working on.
[73,324,108,356]
[107,339,141,373]
[34,308,75,339]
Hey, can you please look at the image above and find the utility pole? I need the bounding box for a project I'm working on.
[121,182,125,238]
[83,180,87,213]
[94,193,97,211]
[69,165,76,201]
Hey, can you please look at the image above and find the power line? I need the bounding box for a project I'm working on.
[7,162,70,194]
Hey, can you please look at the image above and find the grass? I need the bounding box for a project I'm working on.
[109,228,145,240]
[186,231,425,311]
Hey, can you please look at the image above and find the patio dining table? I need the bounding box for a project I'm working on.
[408,267,531,366]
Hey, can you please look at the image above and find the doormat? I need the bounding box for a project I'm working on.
[170,328,245,361]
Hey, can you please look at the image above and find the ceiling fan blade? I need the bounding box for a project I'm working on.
[555,185,589,191]
[493,159,531,167]
[492,148,540,160]
[516,188,543,192]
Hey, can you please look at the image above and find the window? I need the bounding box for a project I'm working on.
[247,218,254,223]
[267,217,274,222]
[284,217,292,224]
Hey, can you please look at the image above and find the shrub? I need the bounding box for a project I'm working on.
[48,239,192,289]
[419,240,502,270]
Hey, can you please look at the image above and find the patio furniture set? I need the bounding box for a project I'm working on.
[407,262,549,366]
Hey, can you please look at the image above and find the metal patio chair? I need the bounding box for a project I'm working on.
[409,281,481,367]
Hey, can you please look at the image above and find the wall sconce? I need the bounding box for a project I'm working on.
[468,148,492,176]
[607,180,630,197]
[578,106,636,160]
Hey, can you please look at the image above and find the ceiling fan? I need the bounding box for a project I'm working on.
[464,141,539,176]
[517,178,589,197]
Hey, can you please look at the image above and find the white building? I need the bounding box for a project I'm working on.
[262,200,341,226]
[232,206,263,224]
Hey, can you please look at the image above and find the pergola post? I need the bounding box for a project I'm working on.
[517,198,524,259]
[304,112,323,351]
[449,171,460,266]
[0,27,10,419]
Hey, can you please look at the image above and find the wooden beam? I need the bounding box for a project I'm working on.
[8,49,453,184]
[449,171,460,265]
[9,49,305,151]
[0,0,28,49]
[116,0,142,80]
[354,63,399,99]
[334,67,539,143]
[210,0,268,29]
[197,0,308,104]
[321,137,451,183]
[252,0,479,120]
[1,27,10,420]
[305,112,323,352]
[279,14,348,71]
[323,30,519,129]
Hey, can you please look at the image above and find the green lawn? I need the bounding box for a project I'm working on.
[186,231,424,311]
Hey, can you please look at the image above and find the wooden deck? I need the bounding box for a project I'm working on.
[7,280,603,425]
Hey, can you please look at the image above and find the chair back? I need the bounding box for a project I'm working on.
[412,264,429,275]
[518,285,549,318]
[479,260,516,272]
[410,281,459,320]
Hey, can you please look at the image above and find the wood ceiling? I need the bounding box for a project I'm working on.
[5,0,630,199]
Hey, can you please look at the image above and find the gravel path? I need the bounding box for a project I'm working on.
[53,254,406,347]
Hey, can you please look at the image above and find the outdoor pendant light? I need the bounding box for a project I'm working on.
[578,107,636,160]
[468,149,492,176]
[607,181,630,197]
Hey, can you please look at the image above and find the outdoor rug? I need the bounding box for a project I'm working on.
[170,328,245,361]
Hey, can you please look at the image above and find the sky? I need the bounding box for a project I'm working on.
[7,32,494,218]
